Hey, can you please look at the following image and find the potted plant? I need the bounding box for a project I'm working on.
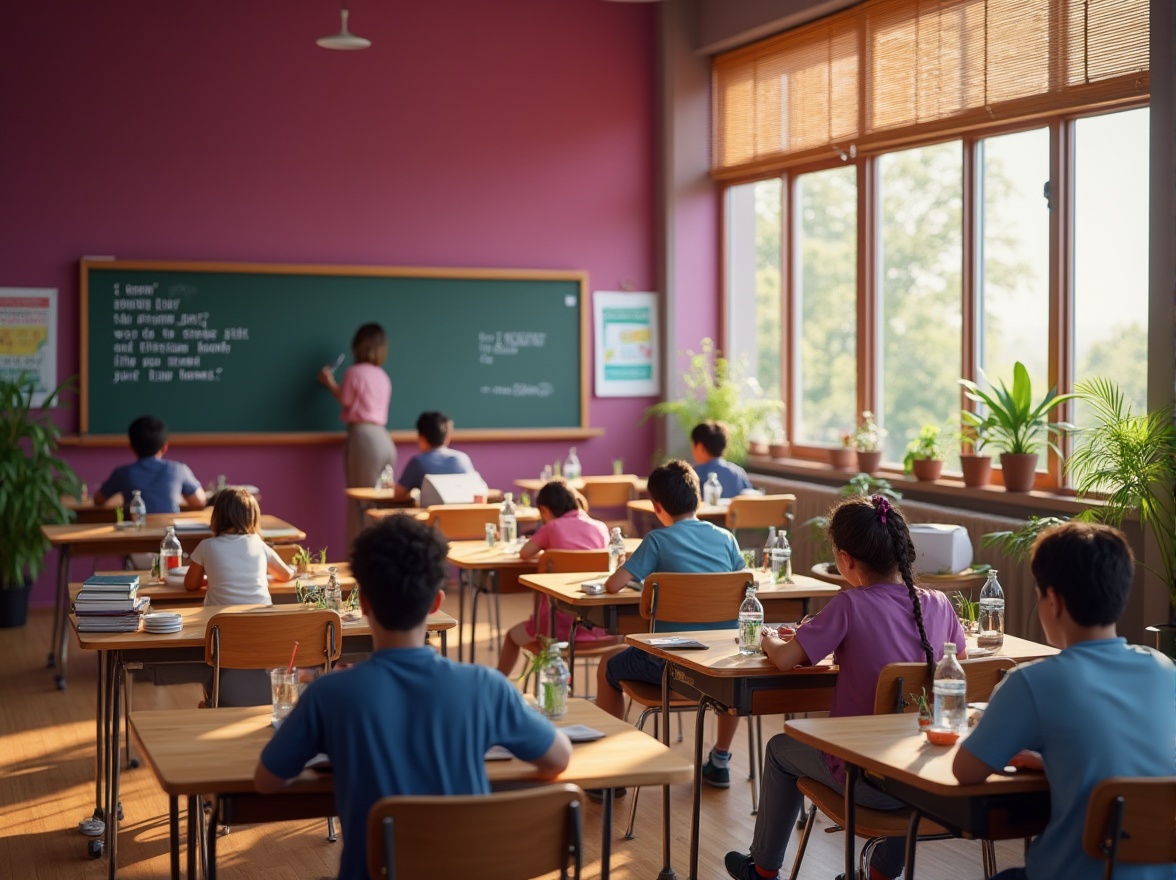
[903,424,944,481]
[765,415,789,459]
[959,361,1077,492]
[957,421,993,488]
[1067,378,1176,658]
[909,687,934,729]
[830,433,855,470]
[291,546,329,575]
[0,375,82,628]
[644,338,782,465]
[851,411,886,474]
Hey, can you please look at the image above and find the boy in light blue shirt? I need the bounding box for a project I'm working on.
[94,415,205,513]
[691,420,753,499]
[392,410,476,501]
[256,516,571,880]
[954,522,1175,880]
[597,459,746,788]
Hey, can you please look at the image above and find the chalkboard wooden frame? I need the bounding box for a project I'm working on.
[78,259,599,445]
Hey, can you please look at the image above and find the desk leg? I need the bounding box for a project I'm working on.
[440,629,447,658]
[456,570,468,663]
[207,803,217,880]
[95,650,107,820]
[107,656,123,880]
[51,546,72,687]
[169,796,180,880]
[187,797,198,880]
[843,764,857,880]
[903,809,920,880]
[600,788,613,880]
[689,701,709,880]
[657,661,677,880]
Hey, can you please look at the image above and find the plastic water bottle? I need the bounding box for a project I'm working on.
[773,531,793,583]
[159,525,183,572]
[738,585,765,655]
[977,570,1005,650]
[499,493,518,546]
[324,566,343,612]
[761,526,777,572]
[538,643,571,719]
[608,527,627,573]
[376,464,395,489]
[563,447,581,481]
[932,642,967,734]
[703,472,722,506]
[129,489,147,530]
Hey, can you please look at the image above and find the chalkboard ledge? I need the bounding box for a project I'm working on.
[61,428,607,447]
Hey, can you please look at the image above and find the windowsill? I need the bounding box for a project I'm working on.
[746,455,1098,519]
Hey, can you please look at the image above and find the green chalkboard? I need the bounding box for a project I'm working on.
[81,260,587,438]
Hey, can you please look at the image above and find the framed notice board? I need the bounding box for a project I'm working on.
[80,260,589,441]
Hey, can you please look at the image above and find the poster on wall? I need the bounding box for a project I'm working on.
[0,288,58,405]
[593,291,659,397]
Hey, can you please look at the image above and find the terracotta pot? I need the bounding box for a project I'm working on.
[999,452,1038,492]
[747,441,769,456]
[911,458,943,482]
[768,442,790,459]
[856,450,882,474]
[960,454,992,488]
[829,447,855,470]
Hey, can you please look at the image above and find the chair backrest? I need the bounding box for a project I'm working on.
[1082,776,1176,874]
[368,784,584,880]
[872,656,1017,715]
[204,609,342,706]
[425,504,501,540]
[272,544,303,564]
[640,571,755,628]
[725,494,796,531]
[579,476,639,510]
[537,549,610,574]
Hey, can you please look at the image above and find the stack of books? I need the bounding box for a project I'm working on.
[75,574,147,632]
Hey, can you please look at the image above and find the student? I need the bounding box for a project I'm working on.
[318,322,396,549]
[953,522,1175,880]
[596,459,746,789]
[93,415,205,513]
[691,420,753,499]
[184,488,294,605]
[255,515,572,880]
[497,479,615,676]
[725,495,964,880]
[391,411,476,501]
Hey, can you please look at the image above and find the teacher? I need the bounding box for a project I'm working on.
[318,322,395,549]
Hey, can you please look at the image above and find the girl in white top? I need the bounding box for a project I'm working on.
[184,488,294,605]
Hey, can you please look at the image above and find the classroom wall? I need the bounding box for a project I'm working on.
[0,0,673,607]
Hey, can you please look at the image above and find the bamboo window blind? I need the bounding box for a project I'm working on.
[712,0,1149,178]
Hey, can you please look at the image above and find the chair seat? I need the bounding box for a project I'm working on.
[619,679,698,709]
[797,778,951,838]
[521,639,621,659]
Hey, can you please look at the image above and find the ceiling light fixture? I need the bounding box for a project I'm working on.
[317,1,371,51]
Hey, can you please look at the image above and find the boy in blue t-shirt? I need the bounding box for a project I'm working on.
[94,415,205,513]
[954,521,1175,880]
[255,516,571,880]
[597,459,746,788]
[392,410,477,501]
[691,420,753,499]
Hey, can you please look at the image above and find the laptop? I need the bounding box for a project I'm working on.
[419,472,489,508]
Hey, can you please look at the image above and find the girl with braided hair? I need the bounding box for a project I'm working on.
[725,495,965,880]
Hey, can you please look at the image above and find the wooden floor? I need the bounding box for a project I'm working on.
[0,595,1023,879]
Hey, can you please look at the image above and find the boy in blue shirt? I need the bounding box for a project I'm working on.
[392,411,477,501]
[255,515,571,880]
[597,459,746,788]
[691,420,753,499]
[94,415,205,513]
[954,521,1175,880]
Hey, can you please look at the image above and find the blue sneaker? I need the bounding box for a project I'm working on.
[701,756,731,788]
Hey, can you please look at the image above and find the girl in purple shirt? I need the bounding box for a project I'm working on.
[725,495,965,880]
[496,480,615,676]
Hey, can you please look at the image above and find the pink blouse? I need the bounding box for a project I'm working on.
[339,363,391,425]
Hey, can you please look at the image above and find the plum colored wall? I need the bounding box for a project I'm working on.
[0,0,661,606]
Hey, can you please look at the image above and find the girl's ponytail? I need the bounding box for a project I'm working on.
[875,497,935,673]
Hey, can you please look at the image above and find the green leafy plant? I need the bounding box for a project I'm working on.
[950,592,979,626]
[644,338,782,464]
[959,361,1077,456]
[1067,377,1176,616]
[0,375,82,590]
[909,687,932,720]
[982,515,1069,561]
[902,424,944,472]
[291,546,328,570]
[851,410,886,452]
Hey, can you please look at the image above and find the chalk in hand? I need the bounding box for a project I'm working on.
[330,353,345,371]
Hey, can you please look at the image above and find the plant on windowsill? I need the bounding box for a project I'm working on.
[902,424,945,482]
[851,410,887,474]
[0,374,83,629]
[959,361,1077,492]
[957,421,993,488]
[643,338,782,465]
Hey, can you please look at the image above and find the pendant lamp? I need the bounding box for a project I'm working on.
[317,1,371,51]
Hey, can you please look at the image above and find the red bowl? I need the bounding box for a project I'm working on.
[924,728,960,746]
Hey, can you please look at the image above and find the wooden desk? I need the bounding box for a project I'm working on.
[626,499,729,535]
[513,475,649,495]
[130,698,692,880]
[364,505,542,526]
[809,562,989,595]
[70,565,358,607]
[786,714,1051,880]
[73,603,457,880]
[43,511,306,689]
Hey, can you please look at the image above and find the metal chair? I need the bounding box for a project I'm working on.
[368,784,584,880]
[789,656,1016,880]
[579,476,640,532]
[1082,776,1176,879]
